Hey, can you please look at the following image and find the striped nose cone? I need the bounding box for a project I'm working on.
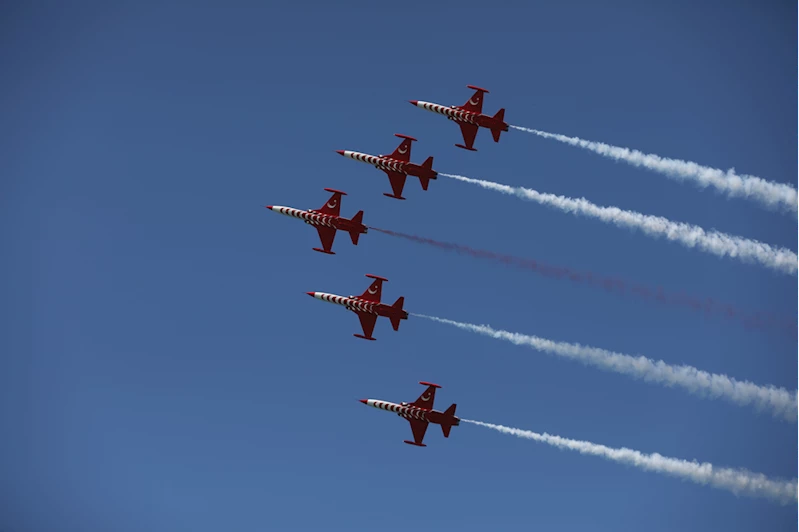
[359,399,367,404]
[306,291,316,298]
[408,100,419,107]
[337,150,359,161]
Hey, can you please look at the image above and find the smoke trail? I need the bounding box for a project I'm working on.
[371,227,796,335]
[440,173,797,276]
[464,419,798,505]
[411,314,797,422]
[510,125,798,214]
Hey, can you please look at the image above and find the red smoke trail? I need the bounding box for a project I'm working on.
[370,227,796,335]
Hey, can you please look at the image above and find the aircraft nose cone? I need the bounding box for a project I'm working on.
[359,399,368,404]
[265,205,273,210]
[306,292,316,297]
[335,150,345,156]
[408,100,419,106]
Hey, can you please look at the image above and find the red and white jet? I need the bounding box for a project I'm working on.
[336,134,437,200]
[409,85,509,151]
[360,381,459,447]
[306,274,407,340]
[265,188,367,255]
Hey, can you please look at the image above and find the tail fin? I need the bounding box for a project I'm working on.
[441,404,457,437]
[349,211,364,245]
[491,109,505,142]
[389,296,405,331]
[491,109,506,142]
[418,157,435,190]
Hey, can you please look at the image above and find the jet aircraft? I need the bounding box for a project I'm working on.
[360,381,459,447]
[306,274,407,340]
[336,134,437,200]
[265,188,367,255]
[409,85,508,151]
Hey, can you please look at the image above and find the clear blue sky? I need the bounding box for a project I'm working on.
[2,1,796,530]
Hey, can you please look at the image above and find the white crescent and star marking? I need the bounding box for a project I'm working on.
[398,145,408,154]
[469,97,480,106]
[368,285,379,294]
[421,393,431,401]
[326,199,337,209]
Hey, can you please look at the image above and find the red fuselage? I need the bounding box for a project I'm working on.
[266,205,367,235]
[337,150,438,181]
[359,399,461,428]
[409,100,509,133]
[306,292,409,322]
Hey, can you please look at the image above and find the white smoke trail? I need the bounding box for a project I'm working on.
[464,419,798,505]
[440,173,797,276]
[510,125,798,215]
[411,314,797,422]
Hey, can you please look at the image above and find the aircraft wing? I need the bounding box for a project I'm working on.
[385,136,413,162]
[457,122,479,150]
[405,419,429,446]
[457,87,485,114]
[383,170,408,200]
[314,226,336,253]
[411,382,439,409]
[315,189,344,217]
[356,312,377,340]
[358,275,386,303]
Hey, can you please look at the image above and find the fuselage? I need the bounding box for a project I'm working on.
[360,398,460,427]
[267,205,366,235]
[410,100,509,132]
[338,150,437,180]
[306,292,408,320]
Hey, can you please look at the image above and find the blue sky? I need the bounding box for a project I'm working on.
[2,1,796,530]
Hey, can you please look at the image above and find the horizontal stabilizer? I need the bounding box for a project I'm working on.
[467,85,489,93]
[389,297,405,331]
[441,404,457,438]
[419,381,441,389]
[349,211,364,245]
[403,440,426,447]
[312,248,336,255]
[323,188,348,195]
[365,274,388,282]
[353,334,376,341]
[394,133,418,141]
[491,109,506,142]
[350,210,364,225]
